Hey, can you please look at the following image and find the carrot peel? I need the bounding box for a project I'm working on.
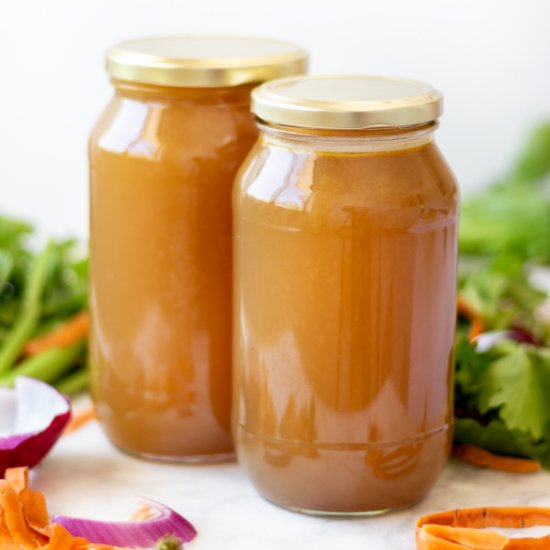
[0,466,118,549]
[64,407,96,436]
[457,295,486,342]
[453,444,541,473]
[0,466,195,549]
[24,312,89,357]
[417,507,550,549]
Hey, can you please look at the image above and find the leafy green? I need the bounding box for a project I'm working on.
[459,121,550,263]
[459,187,550,262]
[478,343,550,440]
[0,216,32,251]
[454,418,550,469]
[455,120,550,466]
[454,337,550,466]
[454,335,497,407]
[514,122,550,182]
[0,214,88,393]
[0,242,55,373]
[458,257,548,338]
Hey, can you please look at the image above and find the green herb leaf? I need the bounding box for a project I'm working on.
[459,120,550,264]
[458,258,547,337]
[477,343,550,440]
[514,122,550,182]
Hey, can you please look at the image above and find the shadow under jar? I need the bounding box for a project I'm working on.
[89,36,307,462]
[233,75,459,514]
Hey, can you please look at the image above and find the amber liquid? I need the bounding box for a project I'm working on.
[90,83,257,459]
[233,129,458,512]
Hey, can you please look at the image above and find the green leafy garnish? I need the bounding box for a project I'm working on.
[478,343,550,439]
[454,419,550,469]
[454,120,550,468]
[0,215,88,394]
[459,121,550,263]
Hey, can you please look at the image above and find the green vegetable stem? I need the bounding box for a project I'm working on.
[0,340,84,386]
[0,216,89,394]
[0,242,54,374]
[55,366,89,396]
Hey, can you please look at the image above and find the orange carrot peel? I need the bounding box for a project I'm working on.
[0,466,125,549]
[64,407,96,436]
[417,507,550,549]
[0,466,195,549]
[453,445,541,474]
[24,312,89,357]
[456,296,485,342]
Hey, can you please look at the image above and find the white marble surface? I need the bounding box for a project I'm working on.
[29,419,550,550]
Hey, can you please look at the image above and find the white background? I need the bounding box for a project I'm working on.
[1,0,549,239]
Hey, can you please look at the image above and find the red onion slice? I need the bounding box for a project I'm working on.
[54,498,197,548]
[0,376,71,477]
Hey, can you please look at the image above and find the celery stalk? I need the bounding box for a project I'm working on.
[0,340,84,386]
[0,242,54,373]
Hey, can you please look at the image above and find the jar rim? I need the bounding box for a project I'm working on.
[251,75,443,130]
[106,35,308,88]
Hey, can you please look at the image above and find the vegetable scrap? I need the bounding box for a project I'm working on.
[64,406,96,436]
[54,498,197,549]
[459,122,550,264]
[456,296,485,342]
[0,377,71,477]
[454,121,550,471]
[0,217,88,395]
[24,312,89,357]
[453,444,541,473]
[416,507,550,549]
[0,466,196,550]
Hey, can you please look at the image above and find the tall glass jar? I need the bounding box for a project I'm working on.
[89,37,307,461]
[233,76,459,513]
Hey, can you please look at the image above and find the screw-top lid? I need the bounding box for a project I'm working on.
[106,36,308,88]
[251,75,443,129]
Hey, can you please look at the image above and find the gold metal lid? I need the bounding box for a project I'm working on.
[251,75,443,129]
[106,36,308,88]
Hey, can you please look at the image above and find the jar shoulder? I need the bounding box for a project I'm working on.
[235,140,459,231]
[89,94,257,159]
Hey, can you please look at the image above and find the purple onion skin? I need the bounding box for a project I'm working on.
[474,329,546,353]
[53,500,197,548]
[0,398,71,478]
[509,327,543,346]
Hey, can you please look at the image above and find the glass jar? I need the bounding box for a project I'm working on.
[89,37,308,461]
[233,76,459,513]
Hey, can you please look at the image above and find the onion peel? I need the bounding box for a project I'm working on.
[0,466,197,549]
[54,497,197,548]
[0,377,71,477]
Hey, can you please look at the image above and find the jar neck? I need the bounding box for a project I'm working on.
[256,121,437,153]
[112,79,256,106]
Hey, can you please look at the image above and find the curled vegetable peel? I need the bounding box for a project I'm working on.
[54,498,197,548]
[453,444,541,473]
[1,466,197,549]
[417,507,550,549]
[0,377,71,477]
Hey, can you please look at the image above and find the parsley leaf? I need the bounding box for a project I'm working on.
[478,343,550,440]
